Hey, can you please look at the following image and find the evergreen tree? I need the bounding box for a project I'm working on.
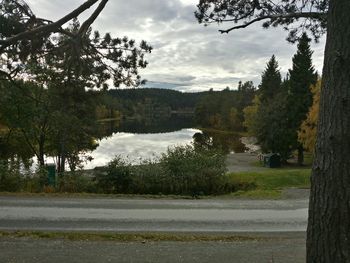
[287,33,317,165]
[258,55,282,102]
[254,56,294,159]
[255,91,294,161]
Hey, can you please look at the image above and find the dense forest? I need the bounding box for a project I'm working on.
[97,82,255,132]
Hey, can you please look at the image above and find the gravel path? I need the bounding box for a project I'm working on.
[226,152,265,173]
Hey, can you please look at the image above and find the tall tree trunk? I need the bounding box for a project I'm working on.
[297,144,304,166]
[307,0,350,262]
[38,134,45,166]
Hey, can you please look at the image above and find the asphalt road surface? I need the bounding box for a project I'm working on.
[0,235,306,263]
[0,196,308,263]
[0,196,308,233]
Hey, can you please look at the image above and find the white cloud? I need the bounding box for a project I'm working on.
[26,0,326,91]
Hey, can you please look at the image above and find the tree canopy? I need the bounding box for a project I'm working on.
[0,0,152,172]
[0,0,152,88]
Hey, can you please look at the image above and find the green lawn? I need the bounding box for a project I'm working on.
[226,168,311,198]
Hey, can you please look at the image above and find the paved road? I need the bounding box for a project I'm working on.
[0,196,308,233]
[0,235,306,263]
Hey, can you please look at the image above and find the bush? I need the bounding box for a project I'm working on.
[22,168,47,193]
[0,161,22,192]
[94,156,133,194]
[57,171,96,193]
[94,144,230,196]
[0,162,49,193]
[159,145,228,195]
[130,161,166,195]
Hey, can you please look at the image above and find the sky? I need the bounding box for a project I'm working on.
[26,0,326,92]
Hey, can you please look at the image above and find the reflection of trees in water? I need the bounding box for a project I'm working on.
[98,117,245,154]
[193,131,246,154]
[98,115,195,138]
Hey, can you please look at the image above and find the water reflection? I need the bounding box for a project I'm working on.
[98,115,194,137]
[193,130,246,154]
[86,117,246,169]
[86,129,200,169]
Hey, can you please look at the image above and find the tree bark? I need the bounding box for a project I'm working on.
[297,144,304,166]
[307,0,350,262]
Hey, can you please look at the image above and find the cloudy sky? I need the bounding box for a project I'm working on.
[26,0,326,92]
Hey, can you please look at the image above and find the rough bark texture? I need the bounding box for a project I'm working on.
[307,0,350,262]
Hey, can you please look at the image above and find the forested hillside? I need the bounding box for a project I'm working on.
[99,85,256,132]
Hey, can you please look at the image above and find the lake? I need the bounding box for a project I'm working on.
[84,117,246,169]
[85,128,200,169]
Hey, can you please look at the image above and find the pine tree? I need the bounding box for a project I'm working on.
[255,56,294,160]
[258,55,282,102]
[287,33,317,165]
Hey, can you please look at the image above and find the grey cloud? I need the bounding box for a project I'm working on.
[26,0,326,92]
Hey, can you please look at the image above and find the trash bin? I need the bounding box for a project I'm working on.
[263,153,281,168]
[46,164,56,187]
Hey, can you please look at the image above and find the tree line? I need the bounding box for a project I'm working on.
[243,33,318,164]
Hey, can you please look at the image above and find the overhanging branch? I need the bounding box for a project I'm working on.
[78,0,109,36]
[219,12,327,34]
[0,0,105,50]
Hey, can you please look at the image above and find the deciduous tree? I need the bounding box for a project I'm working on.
[298,80,321,153]
[0,0,152,172]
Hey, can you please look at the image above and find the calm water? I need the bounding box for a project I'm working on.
[85,128,200,169]
[28,117,244,170]
[84,117,245,169]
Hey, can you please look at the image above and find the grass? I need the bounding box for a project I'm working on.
[0,168,311,200]
[226,168,311,198]
[0,191,196,199]
[230,189,282,199]
[0,231,264,243]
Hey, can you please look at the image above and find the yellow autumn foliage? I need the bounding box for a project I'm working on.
[243,95,260,135]
[298,79,321,152]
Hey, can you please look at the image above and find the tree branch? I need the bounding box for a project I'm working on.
[0,0,105,49]
[219,12,327,34]
[78,0,109,36]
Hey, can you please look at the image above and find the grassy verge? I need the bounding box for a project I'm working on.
[0,191,196,199]
[0,168,311,200]
[0,231,263,242]
[226,168,311,199]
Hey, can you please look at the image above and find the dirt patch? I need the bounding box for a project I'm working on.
[226,152,266,173]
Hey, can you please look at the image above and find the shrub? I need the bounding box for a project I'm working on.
[94,144,230,196]
[130,161,167,195]
[159,145,228,195]
[94,156,133,194]
[57,171,96,193]
[22,168,47,193]
[0,160,22,192]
